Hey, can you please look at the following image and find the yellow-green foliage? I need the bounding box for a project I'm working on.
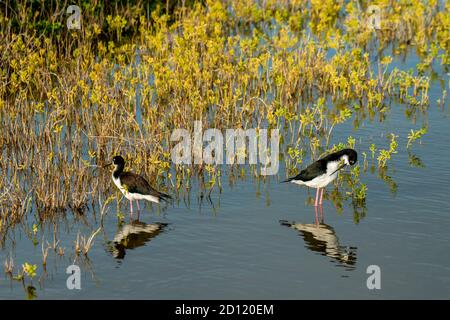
[0,0,445,221]
[407,127,427,148]
[378,134,399,167]
[22,262,37,279]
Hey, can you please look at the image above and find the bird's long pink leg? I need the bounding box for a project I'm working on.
[319,188,324,205]
[135,200,141,220]
[129,200,133,216]
[314,205,319,225]
[136,200,141,212]
[314,188,320,207]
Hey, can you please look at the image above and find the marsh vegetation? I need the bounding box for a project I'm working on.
[0,0,448,298]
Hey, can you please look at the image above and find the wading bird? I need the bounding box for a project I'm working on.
[280,219,357,269]
[283,149,357,206]
[104,155,172,216]
[110,221,168,259]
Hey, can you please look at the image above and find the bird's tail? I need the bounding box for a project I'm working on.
[156,222,169,228]
[279,220,294,228]
[280,177,294,183]
[159,192,173,203]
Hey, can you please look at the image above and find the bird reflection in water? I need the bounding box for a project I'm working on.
[281,207,357,270]
[109,220,168,259]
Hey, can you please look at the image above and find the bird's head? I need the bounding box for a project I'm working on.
[112,155,125,167]
[342,149,358,166]
[104,155,125,170]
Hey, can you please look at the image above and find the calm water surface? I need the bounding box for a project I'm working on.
[1,52,449,300]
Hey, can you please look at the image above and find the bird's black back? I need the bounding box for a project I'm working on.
[119,172,171,201]
[285,159,328,182]
[284,149,353,182]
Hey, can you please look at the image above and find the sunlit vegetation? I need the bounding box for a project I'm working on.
[0,0,448,285]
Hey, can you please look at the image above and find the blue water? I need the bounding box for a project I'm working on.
[1,48,449,300]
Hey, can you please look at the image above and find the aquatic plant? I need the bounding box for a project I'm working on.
[41,240,51,267]
[353,183,368,203]
[0,0,446,257]
[377,134,399,168]
[75,227,102,256]
[98,194,116,225]
[407,127,427,148]
[22,262,37,280]
[3,255,13,275]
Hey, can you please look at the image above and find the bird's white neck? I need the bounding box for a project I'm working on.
[341,155,350,166]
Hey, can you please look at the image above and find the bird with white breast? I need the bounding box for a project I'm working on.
[104,155,172,217]
[283,148,358,207]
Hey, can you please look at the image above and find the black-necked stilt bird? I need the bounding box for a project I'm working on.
[283,148,357,206]
[104,156,172,216]
[280,220,357,268]
[110,221,168,259]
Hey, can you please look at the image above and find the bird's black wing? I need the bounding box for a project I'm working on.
[282,159,327,182]
[120,172,172,201]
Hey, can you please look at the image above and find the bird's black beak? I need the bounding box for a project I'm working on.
[331,162,347,175]
[103,163,112,168]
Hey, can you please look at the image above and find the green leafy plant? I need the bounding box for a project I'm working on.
[407,127,427,148]
[22,262,37,279]
[378,134,398,167]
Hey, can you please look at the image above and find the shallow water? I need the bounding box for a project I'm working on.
[1,49,449,300]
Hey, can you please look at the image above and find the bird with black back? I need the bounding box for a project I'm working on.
[283,149,358,207]
[104,156,172,218]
